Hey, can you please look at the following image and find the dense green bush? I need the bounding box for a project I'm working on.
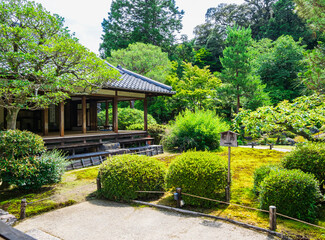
[282,142,325,191]
[162,109,229,152]
[166,151,227,207]
[98,108,157,130]
[0,129,45,158]
[253,165,281,195]
[0,130,67,189]
[99,154,166,201]
[259,169,322,222]
[2,150,68,189]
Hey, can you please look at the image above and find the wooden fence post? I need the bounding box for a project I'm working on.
[269,144,273,150]
[176,188,182,208]
[96,177,101,192]
[269,206,276,231]
[20,199,27,220]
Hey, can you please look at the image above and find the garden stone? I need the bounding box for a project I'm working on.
[286,138,295,145]
[0,209,17,226]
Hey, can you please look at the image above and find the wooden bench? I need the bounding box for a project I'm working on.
[47,142,103,155]
[119,137,154,147]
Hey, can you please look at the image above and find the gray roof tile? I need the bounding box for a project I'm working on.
[104,62,175,95]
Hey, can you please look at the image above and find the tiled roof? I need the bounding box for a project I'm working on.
[104,62,175,95]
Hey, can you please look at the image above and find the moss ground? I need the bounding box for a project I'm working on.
[155,148,325,240]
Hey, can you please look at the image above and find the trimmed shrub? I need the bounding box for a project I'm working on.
[2,150,68,189]
[99,154,166,201]
[0,129,45,158]
[253,165,281,195]
[162,109,229,152]
[166,151,227,207]
[259,169,322,222]
[281,142,325,190]
[0,130,67,189]
[98,108,156,130]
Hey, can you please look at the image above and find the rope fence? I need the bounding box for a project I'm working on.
[133,189,325,231]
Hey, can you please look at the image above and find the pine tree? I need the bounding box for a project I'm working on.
[100,0,183,58]
[220,25,269,114]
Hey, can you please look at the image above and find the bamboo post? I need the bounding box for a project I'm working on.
[20,199,27,220]
[269,206,277,231]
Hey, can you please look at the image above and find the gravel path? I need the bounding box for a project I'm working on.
[16,200,277,240]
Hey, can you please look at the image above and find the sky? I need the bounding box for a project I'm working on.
[33,0,245,55]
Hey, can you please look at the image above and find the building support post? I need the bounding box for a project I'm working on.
[105,100,109,128]
[144,97,148,132]
[43,108,49,136]
[82,96,87,134]
[113,93,118,133]
[59,102,64,137]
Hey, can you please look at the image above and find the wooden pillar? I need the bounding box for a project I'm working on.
[113,94,118,133]
[105,100,109,127]
[43,108,49,136]
[59,102,64,137]
[144,97,148,131]
[82,96,87,133]
[90,100,97,131]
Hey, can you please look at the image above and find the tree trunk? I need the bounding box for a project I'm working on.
[6,108,20,130]
[236,86,240,114]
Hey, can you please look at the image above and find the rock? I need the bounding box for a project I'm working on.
[0,209,17,226]
[286,137,295,145]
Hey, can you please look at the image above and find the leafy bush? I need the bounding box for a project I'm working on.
[253,165,281,195]
[0,130,67,189]
[162,109,229,152]
[282,142,325,190]
[98,108,157,130]
[166,151,227,207]
[0,129,45,158]
[99,154,166,201]
[2,150,68,189]
[259,169,322,222]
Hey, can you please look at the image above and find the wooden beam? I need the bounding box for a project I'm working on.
[113,95,118,133]
[59,102,64,137]
[144,97,148,132]
[105,100,109,127]
[82,96,87,133]
[43,108,49,136]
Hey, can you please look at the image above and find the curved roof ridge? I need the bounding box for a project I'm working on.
[116,65,172,91]
[105,62,124,74]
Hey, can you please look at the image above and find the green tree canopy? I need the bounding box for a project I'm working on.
[108,42,171,83]
[252,35,306,104]
[0,0,119,129]
[234,94,325,142]
[168,62,221,113]
[100,0,184,57]
[220,25,269,114]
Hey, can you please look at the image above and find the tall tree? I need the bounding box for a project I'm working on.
[100,0,183,58]
[108,42,171,83]
[252,35,306,104]
[0,0,119,129]
[263,0,317,49]
[220,25,269,114]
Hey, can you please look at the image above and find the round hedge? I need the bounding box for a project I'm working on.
[253,164,282,195]
[0,129,45,158]
[259,169,322,222]
[166,151,227,207]
[98,154,166,201]
[281,142,325,190]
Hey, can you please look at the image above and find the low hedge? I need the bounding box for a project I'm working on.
[259,169,322,222]
[281,142,325,191]
[166,151,227,207]
[253,164,282,195]
[98,154,166,201]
